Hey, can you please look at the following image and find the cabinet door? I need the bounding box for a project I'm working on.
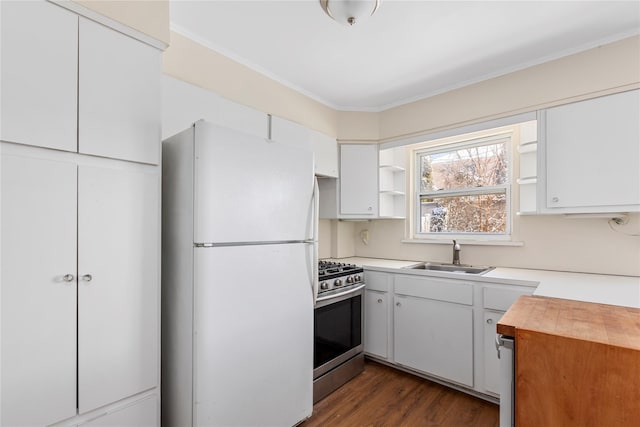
[0,1,78,151]
[340,144,378,216]
[310,130,338,178]
[364,290,388,358]
[79,18,161,164]
[394,295,473,387]
[544,90,640,210]
[1,154,77,426]
[270,116,312,150]
[162,75,268,140]
[77,165,160,413]
[483,311,503,395]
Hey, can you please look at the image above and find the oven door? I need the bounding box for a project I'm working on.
[313,284,365,379]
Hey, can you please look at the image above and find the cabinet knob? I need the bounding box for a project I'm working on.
[81,274,93,282]
[377,298,383,303]
[396,302,401,307]
[486,318,494,324]
[368,206,372,211]
[552,197,559,203]
[62,274,74,282]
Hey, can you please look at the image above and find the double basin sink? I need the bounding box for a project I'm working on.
[405,262,494,275]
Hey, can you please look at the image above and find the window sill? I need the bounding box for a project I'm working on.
[401,239,524,247]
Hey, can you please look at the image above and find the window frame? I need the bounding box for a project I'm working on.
[412,132,513,240]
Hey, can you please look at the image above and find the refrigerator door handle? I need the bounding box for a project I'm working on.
[312,177,320,305]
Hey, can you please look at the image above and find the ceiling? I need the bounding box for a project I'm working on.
[169,0,640,112]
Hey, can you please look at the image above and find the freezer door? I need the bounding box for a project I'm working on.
[193,243,313,427]
[194,121,314,243]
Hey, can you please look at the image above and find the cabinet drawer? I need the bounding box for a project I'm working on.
[483,286,533,311]
[395,275,473,305]
[364,270,390,292]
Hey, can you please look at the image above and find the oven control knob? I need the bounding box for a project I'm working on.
[346,276,354,284]
[354,275,362,282]
[334,279,343,287]
[320,282,329,290]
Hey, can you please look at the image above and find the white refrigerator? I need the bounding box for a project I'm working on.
[162,120,317,426]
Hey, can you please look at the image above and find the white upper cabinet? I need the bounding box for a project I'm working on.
[270,116,338,177]
[310,129,338,178]
[540,90,640,213]
[1,2,161,165]
[270,116,312,150]
[0,1,78,151]
[162,76,268,140]
[79,18,161,164]
[217,97,269,139]
[340,144,378,216]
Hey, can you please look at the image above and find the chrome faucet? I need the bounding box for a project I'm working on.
[452,240,461,265]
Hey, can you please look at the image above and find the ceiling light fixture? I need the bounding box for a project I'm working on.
[320,0,380,26]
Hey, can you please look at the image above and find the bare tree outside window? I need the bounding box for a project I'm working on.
[417,139,509,235]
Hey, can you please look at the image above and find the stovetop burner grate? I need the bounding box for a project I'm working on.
[317,261,364,294]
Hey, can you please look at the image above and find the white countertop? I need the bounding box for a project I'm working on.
[324,257,640,309]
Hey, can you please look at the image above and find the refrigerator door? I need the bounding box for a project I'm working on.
[193,121,314,244]
[193,243,313,426]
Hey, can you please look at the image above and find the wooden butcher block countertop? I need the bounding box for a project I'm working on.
[498,295,640,427]
[497,295,640,350]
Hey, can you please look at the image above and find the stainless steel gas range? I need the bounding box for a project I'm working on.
[313,261,365,403]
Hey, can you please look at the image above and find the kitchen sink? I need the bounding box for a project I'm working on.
[405,262,494,274]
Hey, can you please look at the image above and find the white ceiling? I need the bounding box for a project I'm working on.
[169,0,640,111]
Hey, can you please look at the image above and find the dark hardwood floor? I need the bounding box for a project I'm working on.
[301,360,499,427]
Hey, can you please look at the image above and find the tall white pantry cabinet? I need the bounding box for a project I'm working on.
[0,1,162,426]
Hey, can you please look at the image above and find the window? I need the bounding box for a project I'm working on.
[414,132,511,238]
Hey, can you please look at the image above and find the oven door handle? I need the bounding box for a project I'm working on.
[316,284,366,303]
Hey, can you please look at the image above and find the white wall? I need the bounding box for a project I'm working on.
[350,216,640,276]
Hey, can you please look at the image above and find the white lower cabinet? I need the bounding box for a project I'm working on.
[365,290,389,359]
[394,294,474,387]
[1,153,78,426]
[363,268,535,399]
[364,271,392,359]
[481,285,534,397]
[482,310,504,395]
[77,165,160,413]
[1,146,160,426]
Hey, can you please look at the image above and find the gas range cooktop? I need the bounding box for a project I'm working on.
[318,261,364,294]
